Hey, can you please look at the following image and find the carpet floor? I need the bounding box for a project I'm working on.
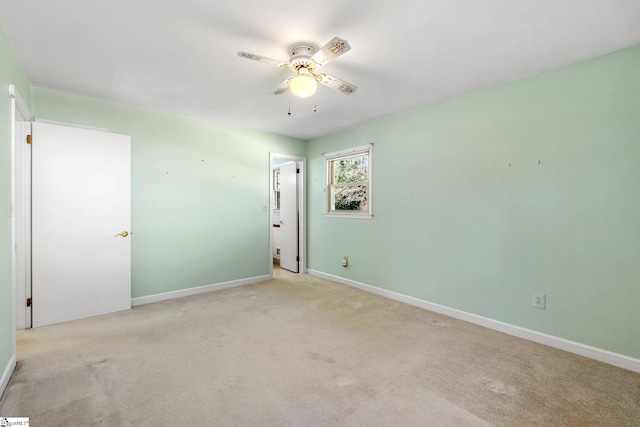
[1,273,639,426]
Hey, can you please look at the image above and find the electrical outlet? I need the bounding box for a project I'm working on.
[342,256,348,267]
[532,293,546,310]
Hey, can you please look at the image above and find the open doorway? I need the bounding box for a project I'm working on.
[269,153,306,278]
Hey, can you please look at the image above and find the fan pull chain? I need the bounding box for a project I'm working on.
[288,91,292,116]
[313,92,317,113]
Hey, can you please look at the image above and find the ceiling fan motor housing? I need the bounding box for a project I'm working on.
[289,44,317,69]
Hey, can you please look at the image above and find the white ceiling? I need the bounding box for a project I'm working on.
[2,1,640,140]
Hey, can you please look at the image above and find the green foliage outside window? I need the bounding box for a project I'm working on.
[331,155,368,211]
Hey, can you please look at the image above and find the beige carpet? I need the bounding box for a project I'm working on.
[1,274,639,426]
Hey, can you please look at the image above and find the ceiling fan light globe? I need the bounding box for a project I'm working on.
[289,75,317,98]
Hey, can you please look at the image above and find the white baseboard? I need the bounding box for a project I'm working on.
[307,269,640,374]
[131,275,271,307]
[1,354,16,400]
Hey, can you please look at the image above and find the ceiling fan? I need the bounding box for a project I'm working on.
[237,36,357,98]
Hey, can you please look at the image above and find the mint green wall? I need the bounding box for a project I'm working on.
[306,45,640,359]
[0,24,31,378]
[32,88,305,298]
[2,15,639,373]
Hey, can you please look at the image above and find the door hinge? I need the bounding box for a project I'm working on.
[296,256,299,261]
[296,168,300,173]
[27,297,32,307]
[26,134,32,144]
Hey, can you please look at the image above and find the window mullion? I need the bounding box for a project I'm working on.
[330,181,368,188]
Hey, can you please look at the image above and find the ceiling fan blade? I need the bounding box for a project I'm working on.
[319,74,357,95]
[237,51,288,69]
[272,78,291,95]
[310,37,351,67]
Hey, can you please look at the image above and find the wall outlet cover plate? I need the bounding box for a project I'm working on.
[533,293,546,310]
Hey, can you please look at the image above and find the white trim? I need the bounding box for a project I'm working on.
[307,269,640,374]
[34,118,108,132]
[8,84,32,121]
[269,153,307,278]
[0,355,16,400]
[131,275,270,307]
[9,93,17,375]
[8,84,33,384]
[9,85,32,333]
[323,213,373,220]
[323,144,372,160]
[13,121,31,329]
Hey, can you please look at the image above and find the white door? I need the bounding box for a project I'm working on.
[32,122,131,327]
[14,120,32,329]
[279,161,298,272]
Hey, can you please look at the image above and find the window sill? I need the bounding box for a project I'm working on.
[323,213,373,220]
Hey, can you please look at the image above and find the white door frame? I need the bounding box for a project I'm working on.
[269,153,306,277]
[9,84,33,340]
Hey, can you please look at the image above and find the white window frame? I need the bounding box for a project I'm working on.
[323,144,373,219]
[272,167,281,212]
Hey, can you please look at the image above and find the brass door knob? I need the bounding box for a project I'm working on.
[115,231,129,237]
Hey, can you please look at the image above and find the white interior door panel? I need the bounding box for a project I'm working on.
[32,122,131,327]
[279,161,298,272]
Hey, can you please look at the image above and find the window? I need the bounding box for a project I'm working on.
[273,168,281,212]
[324,144,373,219]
